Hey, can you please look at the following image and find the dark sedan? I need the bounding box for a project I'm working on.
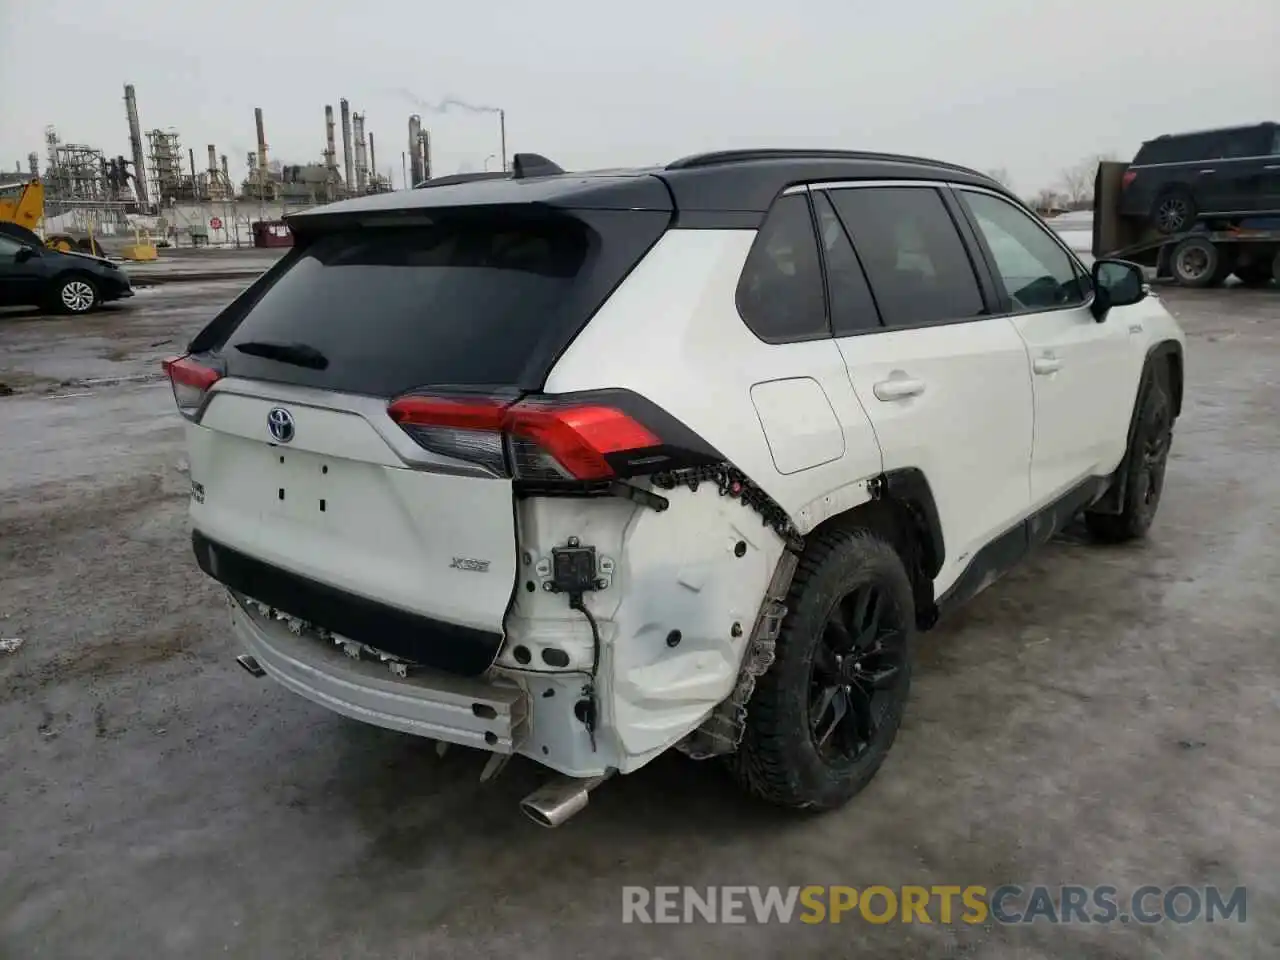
[0,232,134,314]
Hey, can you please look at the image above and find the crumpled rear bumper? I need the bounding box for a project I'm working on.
[228,592,529,752]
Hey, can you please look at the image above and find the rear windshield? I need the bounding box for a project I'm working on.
[193,209,668,396]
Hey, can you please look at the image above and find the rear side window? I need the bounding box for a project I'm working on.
[735,193,827,343]
[1213,127,1268,158]
[1135,134,1210,165]
[827,187,985,328]
[1135,129,1267,165]
[195,210,667,396]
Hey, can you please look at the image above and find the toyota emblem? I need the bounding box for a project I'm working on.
[267,407,295,444]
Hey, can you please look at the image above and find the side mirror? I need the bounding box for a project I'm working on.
[15,244,37,262]
[1091,258,1146,321]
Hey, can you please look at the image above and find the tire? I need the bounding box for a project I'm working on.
[1233,261,1273,287]
[1170,237,1222,288]
[1151,188,1196,234]
[51,275,99,315]
[1085,369,1174,543]
[728,530,914,811]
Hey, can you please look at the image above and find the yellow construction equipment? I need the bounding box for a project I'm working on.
[0,179,45,232]
[0,179,127,258]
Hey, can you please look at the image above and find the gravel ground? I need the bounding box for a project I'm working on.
[0,281,1277,959]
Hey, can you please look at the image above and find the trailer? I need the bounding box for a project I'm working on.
[1093,161,1279,288]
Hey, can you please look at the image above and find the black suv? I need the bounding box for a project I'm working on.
[1119,122,1280,234]
[0,231,134,314]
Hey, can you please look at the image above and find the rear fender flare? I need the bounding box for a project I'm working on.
[868,467,945,581]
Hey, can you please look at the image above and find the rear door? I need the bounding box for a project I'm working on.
[821,184,1034,595]
[0,234,37,306]
[1265,125,1280,212]
[1211,125,1274,212]
[954,187,1131,507]
[183,209,669,669]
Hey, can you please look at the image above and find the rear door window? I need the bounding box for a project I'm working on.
[194,210,668,396]
[735,193,828,343]
[827,186,985,328]
[813,192,881,335]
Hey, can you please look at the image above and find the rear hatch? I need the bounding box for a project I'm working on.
[174,196,671,675]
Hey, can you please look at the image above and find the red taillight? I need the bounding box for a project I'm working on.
[1121,170,1137,189]
[386,394,661,481]
[387,396,510,475]
[507,404,660,481]
[162,355,222,420]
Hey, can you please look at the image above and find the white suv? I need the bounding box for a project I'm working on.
[165,149,1185,826]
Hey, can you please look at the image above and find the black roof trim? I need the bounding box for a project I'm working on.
[666,148,988,180]
[413,171,509,189]
[291,147,1014,230]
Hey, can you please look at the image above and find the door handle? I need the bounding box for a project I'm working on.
[1032,356,1062,375]
[1198,168,1216,175]
[1265,164,1280,170]
[873,377,925,401]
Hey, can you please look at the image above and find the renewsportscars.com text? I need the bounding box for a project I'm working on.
[621,885,1247,925]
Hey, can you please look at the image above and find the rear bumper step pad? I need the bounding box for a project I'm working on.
[228,594,529,751]
[192,530,503,676]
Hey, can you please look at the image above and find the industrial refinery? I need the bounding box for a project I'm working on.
[1,83,445,247]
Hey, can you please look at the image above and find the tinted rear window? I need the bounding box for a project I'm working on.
[193,210,668,396]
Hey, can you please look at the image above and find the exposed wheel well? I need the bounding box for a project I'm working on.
[806,472,943,630]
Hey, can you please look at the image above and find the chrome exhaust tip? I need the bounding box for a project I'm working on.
[235,654,266,678]
[520,772,612,828]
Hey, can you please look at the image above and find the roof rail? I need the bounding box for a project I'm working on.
[665,148,990,180]
[413,171,509,189]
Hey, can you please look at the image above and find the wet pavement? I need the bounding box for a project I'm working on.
[0,282,1277,959]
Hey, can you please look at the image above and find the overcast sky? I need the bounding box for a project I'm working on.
[2,0,1276,195]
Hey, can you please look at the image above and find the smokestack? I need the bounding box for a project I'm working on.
[421,129,431,181]
[189,147,197,187]
[254,107,268,175]
[353,113,368,191]
[368,133,378,190]
[408,114,423,184]
[28,152,39,177]
[123,83,149,205]
[340,99,354,190]
[324,105,338,180]
[220,154,229,182]
[207,144,218,175]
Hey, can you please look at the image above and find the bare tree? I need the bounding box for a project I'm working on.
[1060,159,1094,207]
[1059,153,1121,208]
[984,167,1012,190]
